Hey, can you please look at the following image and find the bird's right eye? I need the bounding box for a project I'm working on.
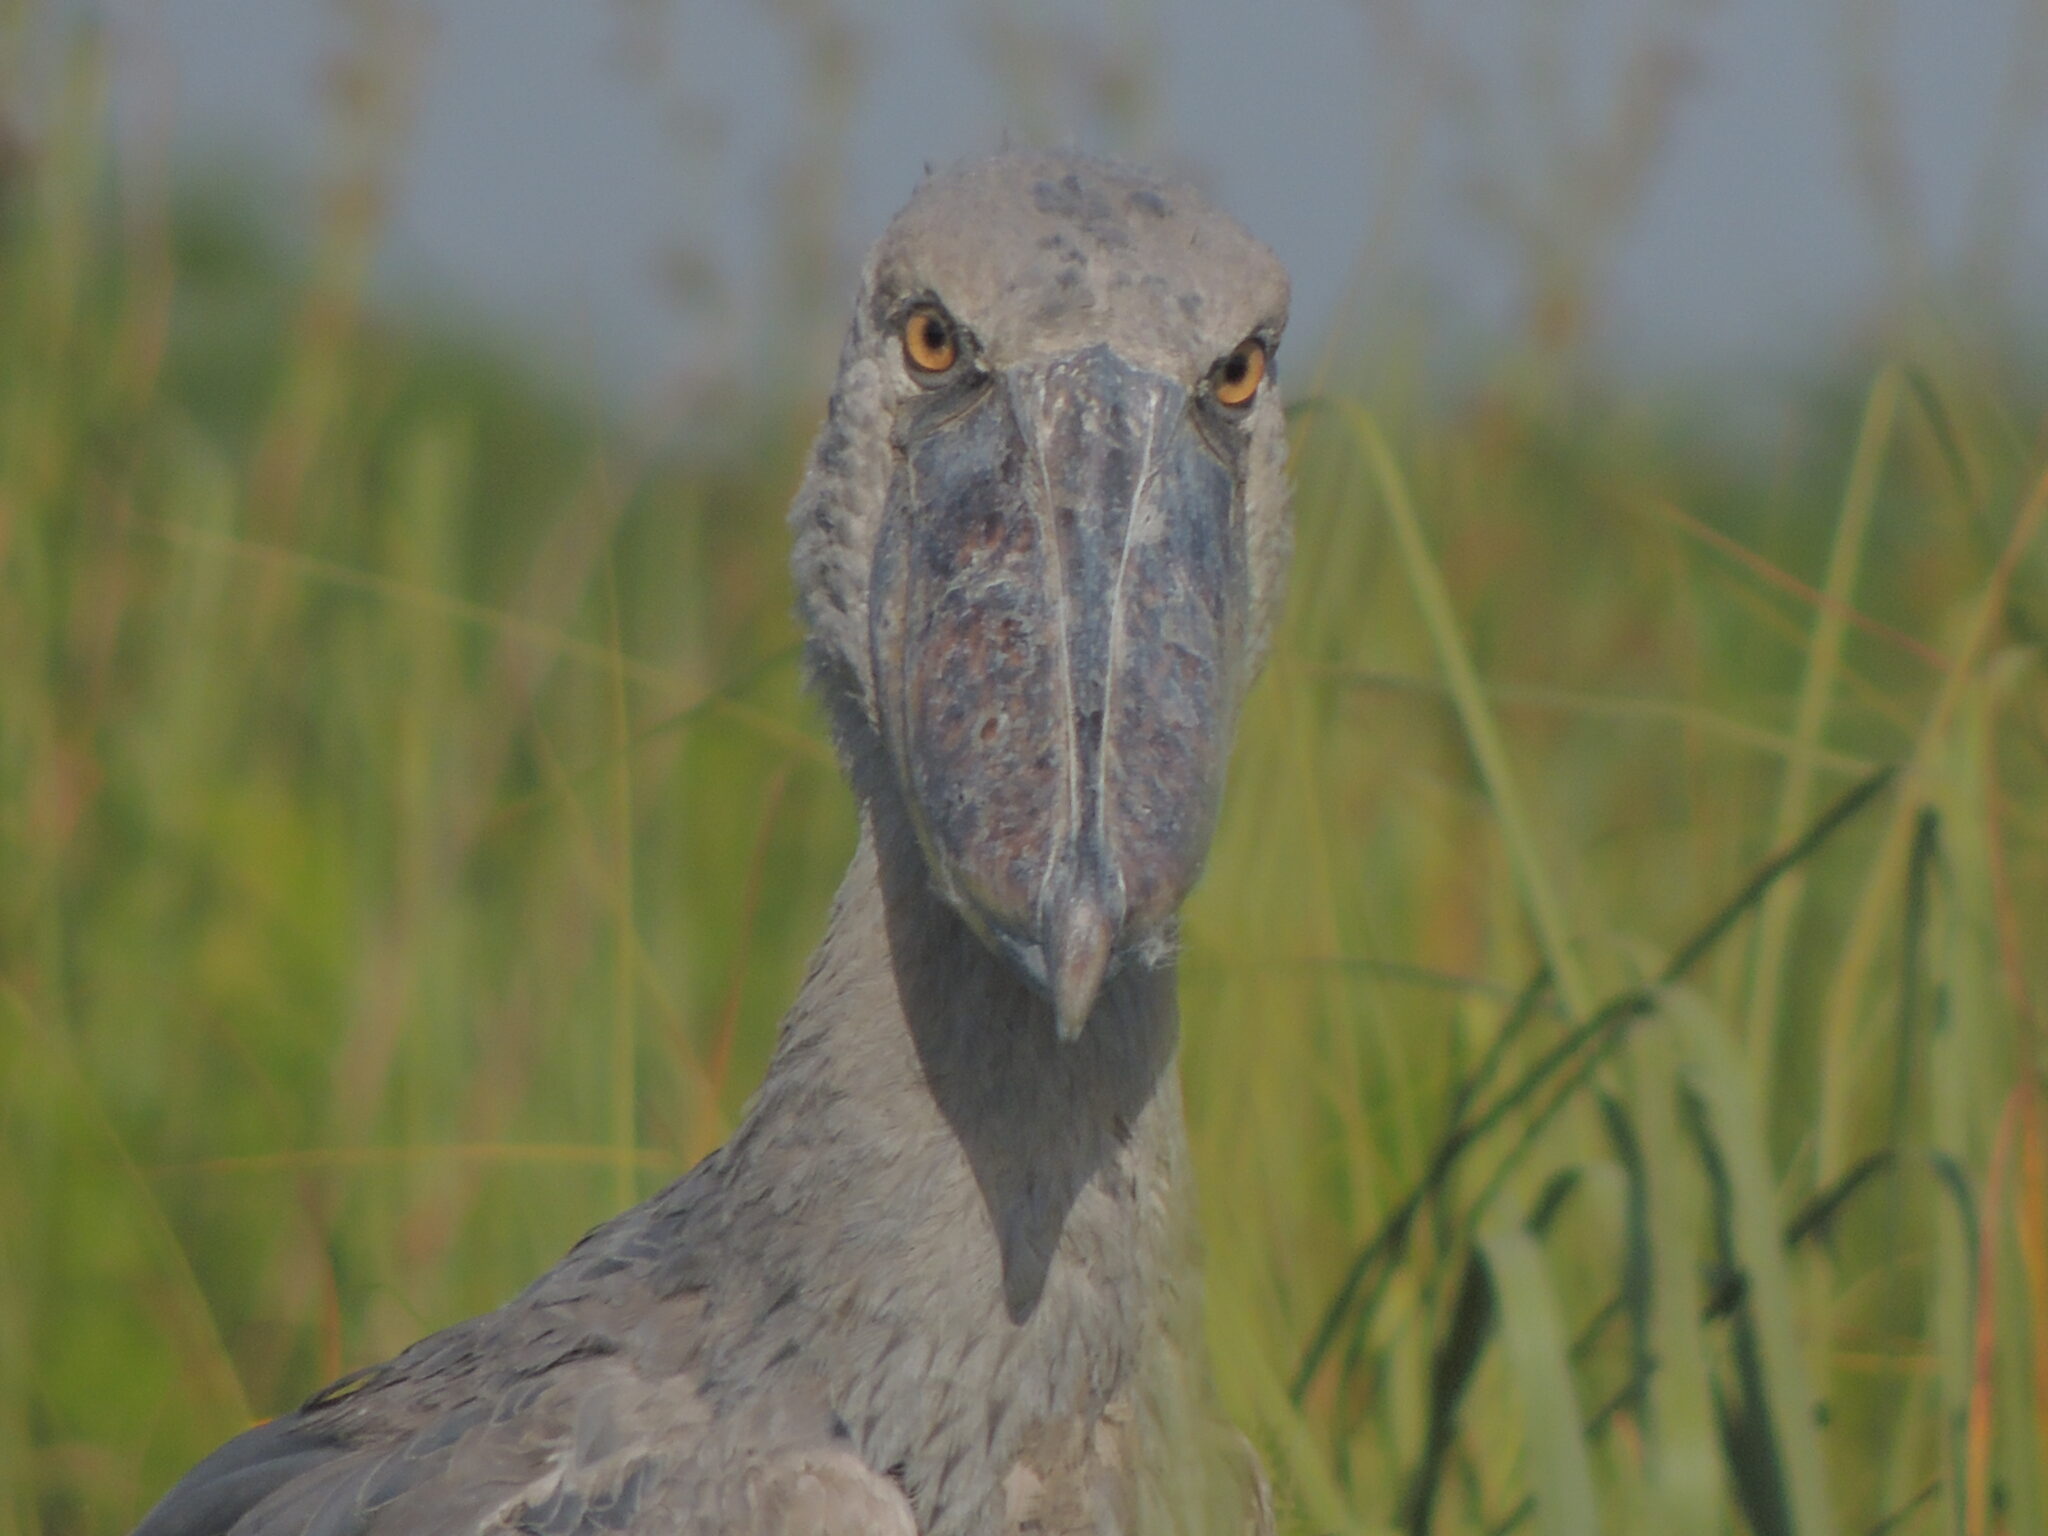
[902,306,960,377]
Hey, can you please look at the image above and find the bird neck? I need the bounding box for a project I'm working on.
[750,773,1188,1328]
[666,758,1200,1528]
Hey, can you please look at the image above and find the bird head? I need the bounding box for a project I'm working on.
[792,150,1292,1040]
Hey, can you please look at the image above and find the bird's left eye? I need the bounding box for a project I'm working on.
[1211,338,1267,408]
[902,305,960,377]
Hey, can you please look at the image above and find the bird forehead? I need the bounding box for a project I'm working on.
[867,151,1288,376]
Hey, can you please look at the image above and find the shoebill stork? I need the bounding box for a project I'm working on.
[132,149,1293,1536]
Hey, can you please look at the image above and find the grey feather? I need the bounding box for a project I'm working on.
[132,149,1290,1536]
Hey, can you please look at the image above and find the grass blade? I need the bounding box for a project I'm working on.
[1342,402,1594,1020]
[1816,460,2048,1181]
[1294,763,1893,1403]
[1744,366,1903,1087]
[1629,1020,1725,1536]
[1674,991,1838,1536]
[1480,1223,1603,1536]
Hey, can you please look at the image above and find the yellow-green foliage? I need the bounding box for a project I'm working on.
[5,33,2047,1536]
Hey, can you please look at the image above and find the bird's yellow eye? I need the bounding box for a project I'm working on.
[902,306,959,376]
[1212,338,1266,408]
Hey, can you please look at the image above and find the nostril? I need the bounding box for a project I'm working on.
[979,714,1001,743]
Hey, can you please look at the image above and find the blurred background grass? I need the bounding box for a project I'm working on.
[3,3,2047,1535]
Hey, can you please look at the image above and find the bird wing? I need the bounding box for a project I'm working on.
[132,1347,915,1536]
[128,1331,634,1536]
[128,1222,919,1536]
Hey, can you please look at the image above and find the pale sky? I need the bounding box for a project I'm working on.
[98,0,2048,409]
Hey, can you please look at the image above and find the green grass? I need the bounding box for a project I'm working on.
[5,28,2048,1536]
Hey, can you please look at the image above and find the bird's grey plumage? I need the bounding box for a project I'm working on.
[132,148,1292,1536]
